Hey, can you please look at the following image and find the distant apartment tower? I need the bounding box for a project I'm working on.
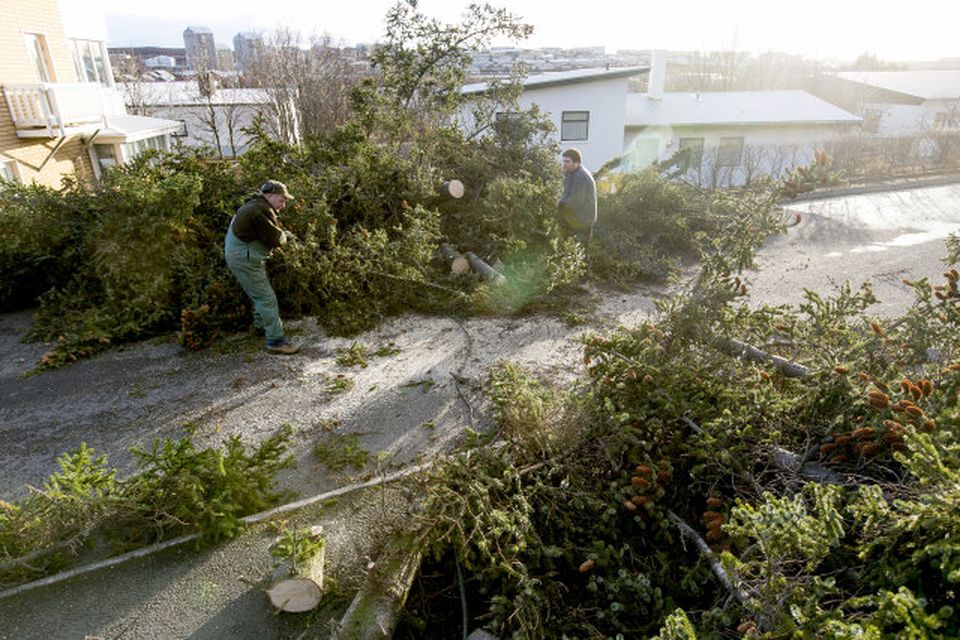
[216,47,235,72]
[233,32,262,74]
[183,26,216,71]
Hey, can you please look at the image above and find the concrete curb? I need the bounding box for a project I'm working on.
[787,173,960,203]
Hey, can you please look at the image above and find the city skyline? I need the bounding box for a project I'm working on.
[100,0,959,63]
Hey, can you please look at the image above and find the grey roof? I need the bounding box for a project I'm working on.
[98,115,182,141]
[626,90,862,128]
[122,82,271,106]
[833,71,960,100]
[462,66,647,95]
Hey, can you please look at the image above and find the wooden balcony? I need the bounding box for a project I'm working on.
[2,82,121,138]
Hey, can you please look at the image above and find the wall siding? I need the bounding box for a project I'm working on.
[1,0,96,187]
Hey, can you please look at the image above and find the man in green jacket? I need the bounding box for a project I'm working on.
[224,180,299,354]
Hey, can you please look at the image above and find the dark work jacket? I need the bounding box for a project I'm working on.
[559,165,598,230]
[230,195,286,248]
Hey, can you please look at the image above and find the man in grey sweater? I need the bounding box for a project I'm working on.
[556,148,597,249]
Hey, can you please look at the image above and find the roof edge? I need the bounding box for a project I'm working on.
[463,66,648,96]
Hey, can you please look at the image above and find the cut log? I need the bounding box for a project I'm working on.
[440,243,471,275]
[714,337,810,378]
[442,179,465,199]
[464,252,506,285]
[266,525,326,613]
[772,447,844,485]
[335,537,423,639]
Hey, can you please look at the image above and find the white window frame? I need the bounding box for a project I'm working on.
[69,39,113,87]
[23,32,56,83]
[717,136,744,167]
[561,110,589,141]
[1,160,21,183]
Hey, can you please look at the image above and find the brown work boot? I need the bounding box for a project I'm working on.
[266,338,300,355]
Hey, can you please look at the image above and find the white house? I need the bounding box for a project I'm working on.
[123,81,272,157]
[462,66,648,172]
[625,89,863,187]
[811,71,960,138]
[620,52,862,187]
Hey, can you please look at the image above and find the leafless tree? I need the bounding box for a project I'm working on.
[244,28,362,142]
[741,145,767,186]
[114,56,150,116]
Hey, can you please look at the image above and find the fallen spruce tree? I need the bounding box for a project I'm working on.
[394,197,960,638]
[0,426,294,588]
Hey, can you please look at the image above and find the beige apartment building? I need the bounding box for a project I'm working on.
[1,0,179,187]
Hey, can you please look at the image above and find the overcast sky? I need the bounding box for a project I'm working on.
[100,0,958,63]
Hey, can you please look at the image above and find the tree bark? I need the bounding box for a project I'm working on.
[667,510,750,607]
[464,252,506,284]
[714,337,810,378]
[334,537,423,639]
[266,525,326,613]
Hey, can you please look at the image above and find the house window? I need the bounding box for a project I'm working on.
[1,160,20,183]
[172,119,189,138]
[94,143,118,172]
[678,137,704,170]
[24,33,54,82]
[121,135,169,161]
[717,137,744,166]
[561,110,589,141]
[70,39,112,86]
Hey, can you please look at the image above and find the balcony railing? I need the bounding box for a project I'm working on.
[3,83,117,137]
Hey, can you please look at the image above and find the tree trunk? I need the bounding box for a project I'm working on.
[439,244,471,275]
[714,337,810,378]
[334,537,423,639]
[464,252,506,284]
[265,525,325,613]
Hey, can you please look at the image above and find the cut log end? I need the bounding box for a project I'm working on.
[266,578,322,612]
[451,256,470,274]
[443,179,465,199]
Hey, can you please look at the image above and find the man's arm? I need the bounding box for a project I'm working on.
[253,211,286,248]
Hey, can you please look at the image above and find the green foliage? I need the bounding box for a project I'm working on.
[122,425,295,546]
[0,426,294,586]
[270,524,326,567]
[0,2,748,371]
[336,342,370,368]
[400,156,960,638]
[652,609,698,640]
[313,433,370,472]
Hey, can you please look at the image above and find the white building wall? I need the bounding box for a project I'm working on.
[624,123,858,186]
[144,103,266,157]
[861,102,925,137]
[513,78,631,172]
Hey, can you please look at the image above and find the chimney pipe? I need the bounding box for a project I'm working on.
[647,49,666,100]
